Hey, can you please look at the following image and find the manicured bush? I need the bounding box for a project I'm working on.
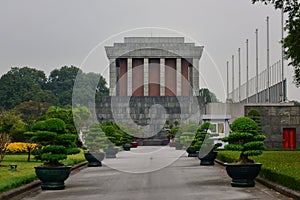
[217,151,300,191]
[31,118,80,166]
[101,122,134,146]
[222,117,266,163]
[194,122,221,153]
[84,122,108,152]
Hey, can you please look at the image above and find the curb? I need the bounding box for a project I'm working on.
[0,161,88,200]
[215,159,300,200]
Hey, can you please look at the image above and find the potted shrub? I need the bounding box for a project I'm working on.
[179,123,199,157]
[83,122,107,167]
[101,124,120,158]
[196,122,222,165]
[31,118,80,190]
[121,133,133,151]
[222,117,266,187]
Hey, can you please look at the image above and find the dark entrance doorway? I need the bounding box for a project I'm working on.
[283,128,296,149]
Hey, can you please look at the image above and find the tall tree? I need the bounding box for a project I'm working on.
[199,88,219,103]
[252,0,300,86]
[0,67,58,109]
[72,72,109,106]
[46,66,82,106]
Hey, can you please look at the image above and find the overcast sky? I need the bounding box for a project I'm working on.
[0,0,299,101]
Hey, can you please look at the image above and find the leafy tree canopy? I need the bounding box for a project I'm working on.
[199,88,219,103]
[0,67,57,109]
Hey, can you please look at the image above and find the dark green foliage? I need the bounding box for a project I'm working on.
[230,117,258,133]
[42,118,67,133]
[222,117,266,163]
[0,67,58,109]
[30,118,80,166]
[194,122,222,152]
[31,131,57,145]
[99,122,134,147]
[199,88,219,102]
[84,122,108,152]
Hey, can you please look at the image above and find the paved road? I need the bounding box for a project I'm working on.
[22,146,292,200]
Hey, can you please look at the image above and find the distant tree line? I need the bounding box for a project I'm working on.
[0,65,109,110]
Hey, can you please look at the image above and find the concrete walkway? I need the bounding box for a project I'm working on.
[22,147,292,200]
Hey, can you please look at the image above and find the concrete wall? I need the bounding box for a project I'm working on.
[96,96,205,126]
[205,102,300,149]
[245,104,300,149]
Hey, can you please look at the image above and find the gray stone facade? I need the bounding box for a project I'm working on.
[245,104,300,149]
[96,96,206,126]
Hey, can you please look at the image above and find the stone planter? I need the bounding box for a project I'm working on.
[35,166,72,190]
[198,151,218,166]
[123,143,131,151]
[104,147,118,158]
[186,146,198,157]
[225,163,262,187]
[131,142,138,148]
[84,152,105,167]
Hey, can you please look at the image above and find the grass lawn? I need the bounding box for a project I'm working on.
[217,150,300,191]
[0,151,85,194]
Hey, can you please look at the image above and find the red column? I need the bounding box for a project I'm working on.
[132,58,144,96]
[119,59,127,96]
[149,58,160,96]
[165,58,176,96]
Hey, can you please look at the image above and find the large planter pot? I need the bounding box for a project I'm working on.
[104,147,118,158]
[175,142,183,150]
[123,143,131,151]
[186,146,198,157]
[35,166,72,190]
[131,142,138,148]
[84,152,105,167]
[225,163,262,187]
[199,151,218,166]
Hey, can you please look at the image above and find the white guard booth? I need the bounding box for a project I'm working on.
[200,114,231,149]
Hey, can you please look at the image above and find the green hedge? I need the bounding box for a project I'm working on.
[217,151,300,191]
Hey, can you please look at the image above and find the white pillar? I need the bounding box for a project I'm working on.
[144,58,149,96]
[192,58,200,96]
[109,58,116,96]
[127,58,132,96]
[160,58,165,96]
[176,58,182,96]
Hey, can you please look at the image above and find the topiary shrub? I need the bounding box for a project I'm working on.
[31,118,80,166]
[194,122,222,153]
[222,117,266,164]
[84,122,108,153]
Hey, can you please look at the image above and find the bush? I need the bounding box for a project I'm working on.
[222,117,266,163]
[31,118,80,166]
[83,122,108,152]
[7,142,38,153]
